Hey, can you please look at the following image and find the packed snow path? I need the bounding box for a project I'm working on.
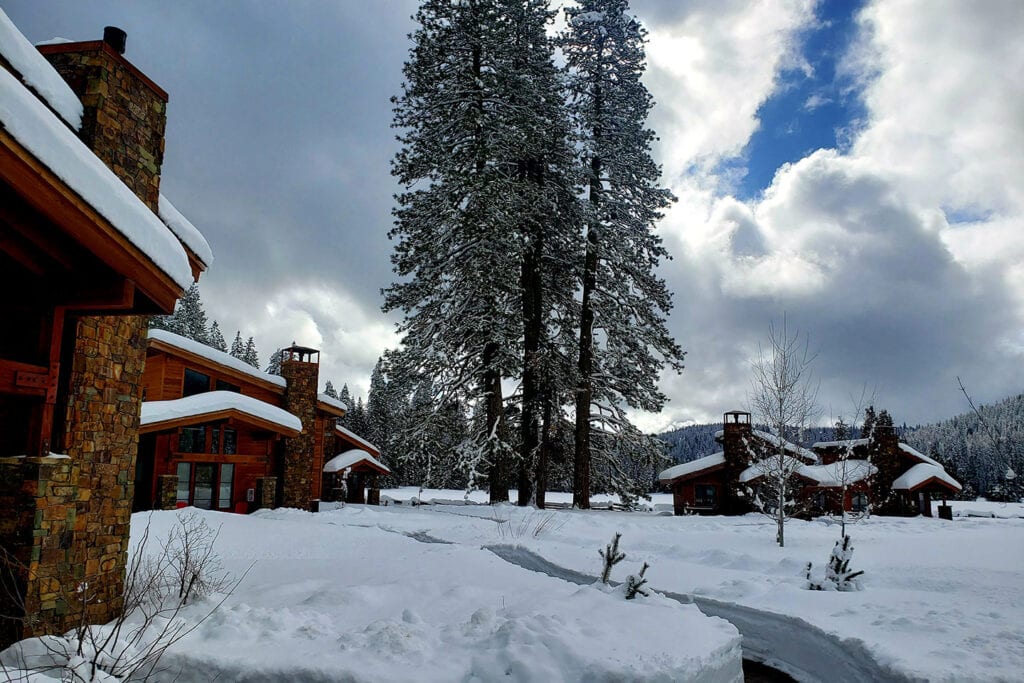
[485,544,915,683]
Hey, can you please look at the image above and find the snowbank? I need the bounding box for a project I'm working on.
[112,509,742,682]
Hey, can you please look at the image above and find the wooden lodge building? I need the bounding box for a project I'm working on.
[659,411,962,518]
[0,17,210,645]
[135,331,389,513]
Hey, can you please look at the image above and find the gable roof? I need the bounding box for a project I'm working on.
[335,424,379,457]
[140,391,301,436]
[892,463,962,492]
[739,457,877,488]
[658,452,726,483]
[148,329,287,393]
[324,449,390,475]
[0,59,193,292]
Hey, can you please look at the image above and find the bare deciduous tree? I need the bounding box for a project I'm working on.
[748,316,819,548]
[1,511,249,682]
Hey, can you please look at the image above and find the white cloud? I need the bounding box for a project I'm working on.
[637,0,1024,433]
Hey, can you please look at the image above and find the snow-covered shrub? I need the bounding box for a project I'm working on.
[804,535,864,591]
[623,562,651,600]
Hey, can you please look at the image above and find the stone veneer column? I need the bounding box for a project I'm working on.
[279,355,319,509]
[60,315,148,624]
[0,456,79,644]
[156,474,177,511]
[254,477,277,511]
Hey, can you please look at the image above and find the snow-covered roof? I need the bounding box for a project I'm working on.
[812,438,870,449]
[140,391,302,434]
[0,66,193,290]
[799,460,877,487]
[318,392,348,415]
[898,443,944,469]
[892,463,962,492]
[738,456,876,487]
[324,449,390,475]
[335,424,379,455]
[0,9,83,129]
[658,452,726,482]
[749,430,819,463]
[158,194,213,267]
[148,329,287,389]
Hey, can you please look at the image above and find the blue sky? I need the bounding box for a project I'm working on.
[728,0,867,199]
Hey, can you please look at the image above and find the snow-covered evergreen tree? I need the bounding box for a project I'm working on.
[151,283,210,344]
[208,321,227,352]
[387,0,562,503]
[230,332,246,361]
[338,384,353,427]
[242,337,259,369]
[265,348,283,376]
[562,0,682,508]
[323,381,339,399]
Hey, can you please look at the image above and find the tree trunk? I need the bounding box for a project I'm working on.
[536,393,553,509]
[483,342,508,503]
[518,160,544,506]
[573,155,602,510]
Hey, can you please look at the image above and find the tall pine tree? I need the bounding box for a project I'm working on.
[208,321,227,352]
[387,0,542,502]
[562,0,682,507]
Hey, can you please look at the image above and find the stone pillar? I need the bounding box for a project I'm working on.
[279,350,319,509]
[60,315,148,626]
[0,456,79,645]
[156,474,177,510]
[254,477,277,511]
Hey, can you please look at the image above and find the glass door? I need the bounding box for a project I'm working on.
[193,463,215,509]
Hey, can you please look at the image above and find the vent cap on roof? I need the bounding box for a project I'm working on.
[103,26,126,54]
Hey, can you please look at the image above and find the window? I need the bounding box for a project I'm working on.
[175,463,191,504]
[183,368,211,397]
[814,492,827,510]
[218,464,234,508]
[215,379,240,393]
[851,492,869,512]
[222,428,237,455]
[694,484,717,507]
[179,425,206,453]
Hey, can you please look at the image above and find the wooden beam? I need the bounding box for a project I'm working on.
[0,359,48,397]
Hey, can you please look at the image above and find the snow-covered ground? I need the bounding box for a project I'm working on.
[5,492,1023,681]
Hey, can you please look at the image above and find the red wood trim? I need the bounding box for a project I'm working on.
[0,358,48,396]
[166,453,268,465]
[317,400,346,418]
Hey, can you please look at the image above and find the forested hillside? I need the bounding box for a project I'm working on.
[904,393,1024,500]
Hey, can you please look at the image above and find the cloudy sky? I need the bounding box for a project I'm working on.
[6,0,1023,431]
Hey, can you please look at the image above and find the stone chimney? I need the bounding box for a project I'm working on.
[280,345,321,509]
[721,410,754,514]
[39,27,168,211]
